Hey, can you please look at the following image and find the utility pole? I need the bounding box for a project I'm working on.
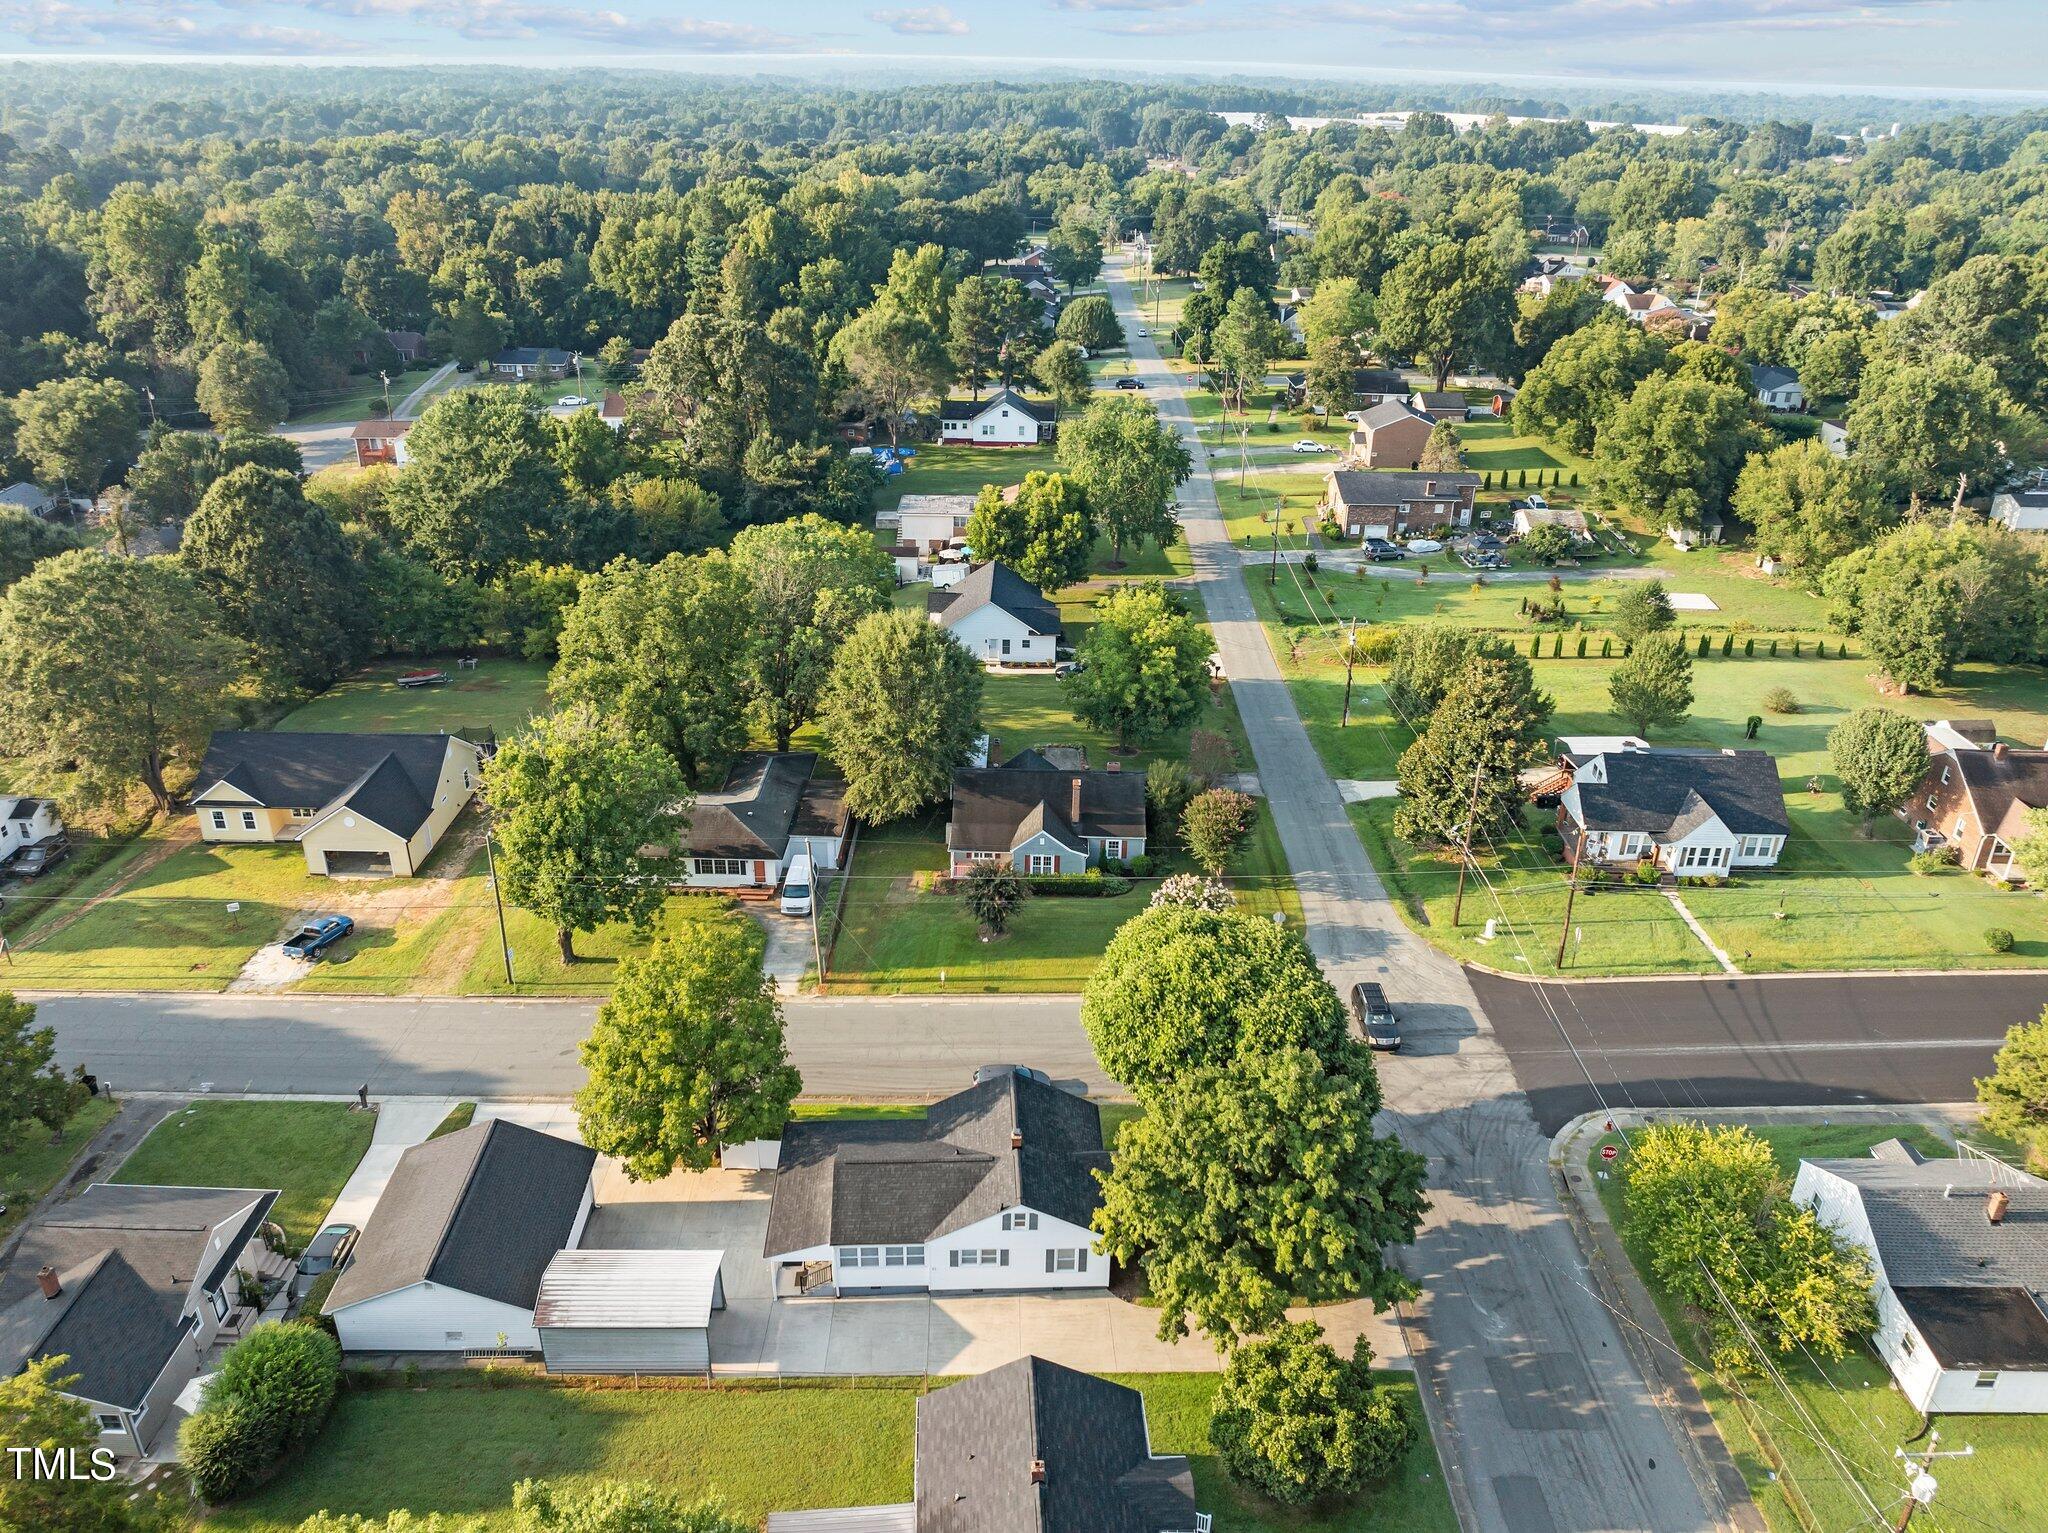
[1451,764,1485,926]
[1890,1433,1973,1530]
[1269,498,1283,587]
[141,385,158,429]
[808,844,826,992]
[1555,827,1588,969]
[1340,619,1358,727]
[482,829,515,988]
[379,371,391,417]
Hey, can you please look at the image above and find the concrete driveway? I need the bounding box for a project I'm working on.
[580,1162,1407,1377]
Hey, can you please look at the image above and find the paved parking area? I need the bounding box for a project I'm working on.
[579,1162,1408,1376]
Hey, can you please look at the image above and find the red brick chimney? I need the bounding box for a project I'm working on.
[36,1266,60,1300]
[1029,1458,1046,1485]
[1010,1131,1024,1150]
[1988,1189,2010,1225]
[1070,776,1082,822]
[1994,742,2010,760]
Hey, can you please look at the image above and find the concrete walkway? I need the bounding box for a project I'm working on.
[1106,253,1728,1533]
[1664,891,1740,974]
[320,1096,460,1231]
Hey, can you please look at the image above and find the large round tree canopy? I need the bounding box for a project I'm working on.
[1081,906,1356,1093]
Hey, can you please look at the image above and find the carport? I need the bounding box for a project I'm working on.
[533,1247,726,1375]
[317,849,394,878]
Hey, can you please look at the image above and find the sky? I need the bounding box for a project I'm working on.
[0,1,2044,97]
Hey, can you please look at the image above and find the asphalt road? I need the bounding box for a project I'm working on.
[37,992,1114,1100]
[1470,969,2047,1132]
[1110,258,1717,1533]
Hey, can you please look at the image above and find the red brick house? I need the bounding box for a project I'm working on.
[1321,469,1480,540]
[351,419,412,468]
[1906,722,2048,881]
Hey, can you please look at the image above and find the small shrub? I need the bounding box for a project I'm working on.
[180,1398,285,1503]
[1908,847,1961,876]
[963,862,1029,931]
[1303,553,1319,575]
[211,1321,342,1453]
[1128,853,1152,877]
[1721,632,1734,657]
[1150,873,1235,911]
[1762,686,1799,715]
[1210,1323,1414,1506]
[1744,637,1755,657]
[1986,927,2016,953]
[1576,634,1587,657]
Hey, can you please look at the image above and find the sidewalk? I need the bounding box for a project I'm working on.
[320,1095,461,1230]
[1547,1101,1984,1533]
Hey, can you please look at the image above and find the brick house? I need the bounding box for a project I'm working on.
[351,418,412,467]
[1347,401,1435,469]
[1321,469,1480,540]
[1906,721,2048,881]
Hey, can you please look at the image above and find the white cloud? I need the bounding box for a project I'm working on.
[1082,0,1947,40]
[0,0,368,52]
[871,5,968,34]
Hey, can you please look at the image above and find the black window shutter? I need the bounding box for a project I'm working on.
[1077,1250,1087,1272]
[949,1250,959,1268]
[1045,1249,1055,1273]
[1000,1249,1010,1267]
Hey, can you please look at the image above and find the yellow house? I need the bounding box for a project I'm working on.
[190,731,487,877]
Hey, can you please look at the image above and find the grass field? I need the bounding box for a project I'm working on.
[287,368,435,426]
[208,1369,1453,1533]
[872,442,1059,511]
[826,803,1298,993]
[0,1097,118,1246]
[1217,470,1327,550]
[113,1100,374,1246]
[277,658,550,739]
[1590,1123,2048,1533]
[1243,569,2048,973]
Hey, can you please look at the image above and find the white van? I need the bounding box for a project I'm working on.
[780,853,815,916]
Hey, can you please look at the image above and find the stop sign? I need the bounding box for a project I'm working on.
[1601,1144,1620,1162]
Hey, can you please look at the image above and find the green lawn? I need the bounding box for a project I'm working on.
[0,1097,118,1246]
[208,1370,1452,1533]
[1217,471,1327,551]
[277,658,550,739]
[1590,1123,2048,1533]
[287,368,435,426]
[873,442,1059,512]
[113,1100,373,1247]
[827,806,1298,994]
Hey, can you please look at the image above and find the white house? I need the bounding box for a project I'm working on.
[894,493,976,553]
[947,752,1147,874]
[928,561,1062,665]
[328,1119,596,1354]
[0,1184,283,1458]
[1794,1142,2048,1415]
[0,796,63,867]
[1991,488,2048,533]
[1820,419,1852,459]
[761,1070,1112,1300]
[939,388,1056,447]
[673,752,847,892]
[191,731,486,878]
[1556,743,1790,875]
[1752,364,1806,412]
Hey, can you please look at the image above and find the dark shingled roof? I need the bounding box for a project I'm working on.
[687,752,820,860]
[1752,364,1801,392]
[1324,469,1480,508]
[327,1119,595,1314]
[1357,400,1432,432]
[916,1357,1197,1533]
[1894,1286,2048,1370]
[928,562,1061,638]
[350,418,413,440]
[938,388,1055,425]
[1804,1155,2048,1287]
[1569,747,1790,840]
[1948,746,2048,842]
[948,765,1146,855]
[192,731,469,840]
[494,346,573,366]
[0,1184,276,1410]
[765,1075,1110,1256]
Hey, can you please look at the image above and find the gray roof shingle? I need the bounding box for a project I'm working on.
[764,1076,1110,1256]
[928,563,1061,638]
[1569,747,1790,840]
[193,731,468,840]
[1807,1155,2048,1288]
[327,1119,595,1313]
[916,1357,1197,1533]
[688,752,820,860]
[1325,469,1479,508]
[948,765,1146,854]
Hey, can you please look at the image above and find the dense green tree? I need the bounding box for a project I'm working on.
[949,275,1039,397]
[614,476,724,559]
[1082,905,1355,1092]
[1976,1007,2048,1170]
[1031,339,1093,417]
[1374,238,1511,391]
[964,471,1095,593]
[1611,579,1676,646]
[1828,707,1931,825]
[1822,521,2048,684]
[1053,293,1124,354]
[513,1478,752,1533]
[0,993,86,1154]
[1732,440,1893,582]
[551,553,751,784]
[483,562,584,661]
[0,550,239,812]
[1510,315,1665,455]
[385,389,565,578]
[208,1322,341,1454]
[1507,277,1605,381]
[428,295,504,369]
[1608,637,1694,739]
[1383,624,1492,722]
[1393,651,1553,845]
[1045,216,1104,293]
[484,705,690,963]
[1094,1046,1427,1344]
[828,299,951,446]
[1845,354,2022,503]
[1881,252,2048,411]
[11,375,139,504]
[576,918,800,1180]
[1211,287,1286,409]
[961,861,1027,934]
[1518,523,1576,567]
[195,339,291,431]
[125,428,222,521]
[1179,788,1258,877]
[1303,335,1360,419]
[1211,1324,1414,1506]
[181,465,364,691]
[0,506,76,591]
[819,607,985,824]
[1417,420,1465,472]
[1,1356,163,1532]
[1813,205,1910,296]
[1298,276,1374,358]
[1595,371,1756,532]
[1055,393,1190,566]
[1064,583,1209,747]
[549,409,628,498]
[728,514,893,753]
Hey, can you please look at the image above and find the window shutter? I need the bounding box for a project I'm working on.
[1077,1250,1087,1272]
[949,1250,960,1268]
[1000,1249,1010,1267]
[1046,1250,1056,1273]
[1028,1212,1039,1231]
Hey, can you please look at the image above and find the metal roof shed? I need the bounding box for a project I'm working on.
[533,1248,725,1376]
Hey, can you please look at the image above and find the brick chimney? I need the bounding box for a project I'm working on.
[1105,760,1120,772]
[1029,1458,1047,1485]
[1994,742,2010,760]
[36,1266,60,1300]
[1070,776,1082,822]
[1010,1131,1024,1150]
[1988,1189,2010,1225]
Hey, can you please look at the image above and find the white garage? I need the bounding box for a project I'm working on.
[534,1248,726,1375]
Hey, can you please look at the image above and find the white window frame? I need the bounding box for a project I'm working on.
[693,857,750,877]
[1103,838,1125,862]
[239,810,257,831]
[1047,1248,1087,1273]
[1940,764,1951,785]
[96,1412,123,1432]
[1001,1210,1038,1232]
[1027,853,1057,876]
[950,1248,1010,1268]
[1926,793,1939,812]
[837,1246,883,1269]
[291,807,317,820]
[209,809,227,830]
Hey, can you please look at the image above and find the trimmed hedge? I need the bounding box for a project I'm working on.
[929,869,1134,898]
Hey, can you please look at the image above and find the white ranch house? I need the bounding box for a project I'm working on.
[1554,742,1790,875]
[938,388,1056,446]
